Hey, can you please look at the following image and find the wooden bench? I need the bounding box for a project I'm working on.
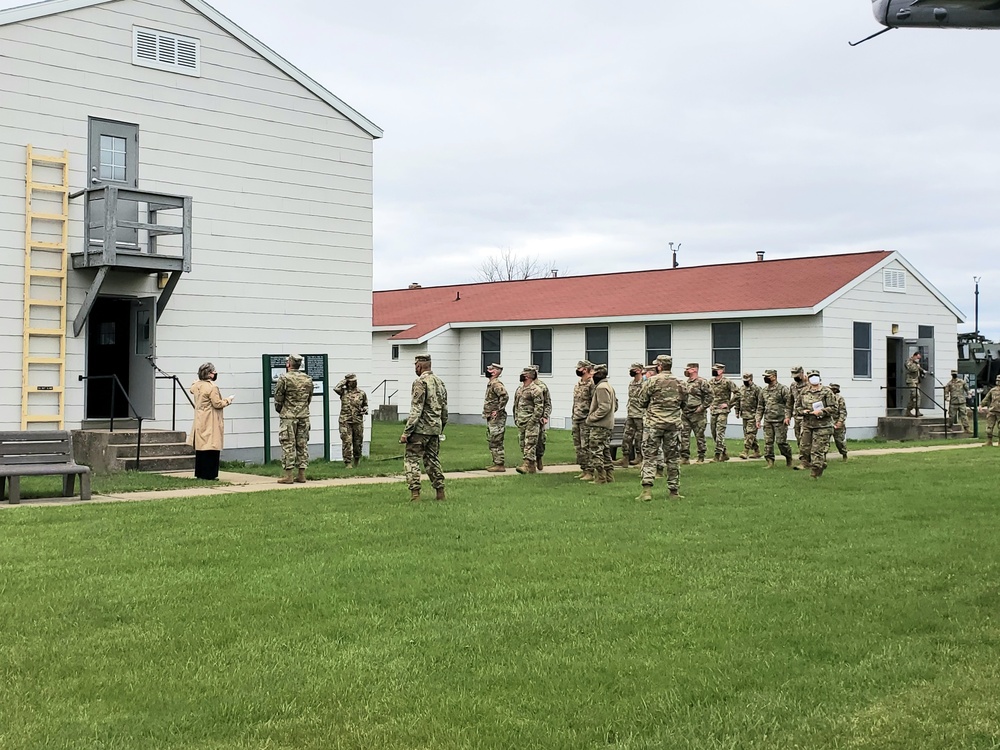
[0,431,92,505]
[609,417,629,461]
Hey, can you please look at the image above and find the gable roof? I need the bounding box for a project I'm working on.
[0,0,383,139]
[374,250,963,343]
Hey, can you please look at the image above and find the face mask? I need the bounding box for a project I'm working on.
[808,375,821,385]
[629,370,638,377]
[794,376,803,383]
[831,389,839,394]
[742,379,750,386]
[711,370,720,377]
[575,368,584,377]
[764,377,773,385]
[519,374,526,383]
[952,374,958,380]
[211,372,218,381]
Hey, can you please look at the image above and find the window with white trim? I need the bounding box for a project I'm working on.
[883,268,906,293]
[853,322,872,378]
[530,329,552,375]
[391,345,399,361]
[133,26,201,77]
[585,326,608,366]
[481,330,501,375]
[711,322,741,374]
[645,324,671,364]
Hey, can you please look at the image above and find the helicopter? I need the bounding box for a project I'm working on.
[853,0,1000,43]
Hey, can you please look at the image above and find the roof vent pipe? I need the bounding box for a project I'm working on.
[756,251,765,262]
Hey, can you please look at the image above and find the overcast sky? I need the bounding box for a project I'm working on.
[5,0,999,335]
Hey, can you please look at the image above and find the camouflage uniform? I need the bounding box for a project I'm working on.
[586,366,618,481]
[904,355,925,416]
[403,358,448,494]
[513,371,544,472]
[680,364,712,463]
[794,371,840,477]
[943,373,970,432]
[788,367,807,467]
[482,366,508,468]
[980,377,1000,445]
[621,363,646,465]
[637,356,688,497]
[334,375,368,466]
[274,366,313,471]
[755,370,793,467]
[708,366,738,460]
[533,373,552,468]
[572,361,595,471]
[830,385,848,459]
[734,374,762,458]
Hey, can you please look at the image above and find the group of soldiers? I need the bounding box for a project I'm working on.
[483,356,851,501]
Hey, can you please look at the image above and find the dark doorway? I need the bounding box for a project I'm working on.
[886,337,903,413]
[86,297,132,418]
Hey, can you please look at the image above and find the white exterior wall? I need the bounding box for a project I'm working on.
[0,0,376,461]
[821,260,960,437]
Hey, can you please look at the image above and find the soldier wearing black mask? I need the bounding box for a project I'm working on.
[788,365,808,470]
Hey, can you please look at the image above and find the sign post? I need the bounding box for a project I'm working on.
[261,353,331,463]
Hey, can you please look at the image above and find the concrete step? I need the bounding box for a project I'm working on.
[109,442,195,459]
[121,455,196,472]
[102,430,189,446]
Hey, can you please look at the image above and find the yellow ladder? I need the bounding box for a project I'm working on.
[22,145,70,430]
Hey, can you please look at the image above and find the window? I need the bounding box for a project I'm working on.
[133,26,201,77]
[711,322,740,374]
[883,268,906,293]
[645,324,671,364]
[99,135,126,182]
[918,325,934,339]
[481,329,501,374]
[531,328,552,375]
[853,322,872,378]
[585,326,608,366]
[391,344,399,361]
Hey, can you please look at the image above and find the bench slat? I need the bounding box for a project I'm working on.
[0,430,70,442]
[0,463,89,477]
[0,442,71,457]
[0,454,75,466]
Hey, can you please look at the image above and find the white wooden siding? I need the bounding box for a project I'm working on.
[0,0,376,456]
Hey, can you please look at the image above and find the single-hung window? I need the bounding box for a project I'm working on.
[853,322,872,378]
[711,322,741,374]
[481,330,501,375]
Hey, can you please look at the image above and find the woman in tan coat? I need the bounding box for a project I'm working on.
[189,362,234,480]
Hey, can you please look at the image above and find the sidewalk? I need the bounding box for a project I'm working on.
[2,441,985,509]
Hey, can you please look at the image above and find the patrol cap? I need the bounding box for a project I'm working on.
[655,354,673,369]
[593,363,608,376]
[685,362,699,369]
[630,362,644,371]
[712,363,725,371]
[577,360,594,369]
[414,354,431,363]
[830,383,841,389]
[530,364,541,373]
[807,369,820,377]
[521,365,537,377]
[742,372,753,379]
[950,369,958,375]
[287,353,303,366]
[644,363,658,371]
[791,365,804,374]
[763,369,777,377]
[996,374,1000,383]
[345,373,357,381]
[488,362,503,372]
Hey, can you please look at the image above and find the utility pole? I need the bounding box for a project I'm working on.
[974,276,981,339]
[973,276,982,438]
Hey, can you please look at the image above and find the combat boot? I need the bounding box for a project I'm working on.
[713,453,723,463]
[343,460,351,468]
[738,452,748,460]
[985,437,994,447]
[409,489,421,502]
[536,456,544,471]
[914,411,924,417]
[722,451,730,462]
[679,456,690,465]
[352,459,360,468]
[579,470,594,481]
[655,467,664,478]
[841,453,848,462]
[486,464,506,473]
[905,408,914,417]
[515,462,537,475]
[592,468,607,484]
[629,457,641,466]
[435,487,446,501]
[605,468,615,483]
[751,451,762,459]
[765,458,775,468]
[277,470,295,484]
[809,466,820,479]
[636,487,653,502]
[295,469,306,483]
[695,455,705,464]
[618,455,630,468]
[669,489,683,500]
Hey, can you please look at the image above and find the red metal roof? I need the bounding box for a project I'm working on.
[373,251,893,341]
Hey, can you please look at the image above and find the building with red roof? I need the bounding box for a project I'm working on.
[373,250,963,440]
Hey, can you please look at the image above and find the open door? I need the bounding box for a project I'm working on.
[905,335,936,412]
[85,296,155,420]
[130,297,156,419]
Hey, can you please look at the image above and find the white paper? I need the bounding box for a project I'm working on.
[811,400,824,411]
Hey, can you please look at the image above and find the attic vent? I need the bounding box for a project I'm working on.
[882,268,906,293]
[133,26,200,77]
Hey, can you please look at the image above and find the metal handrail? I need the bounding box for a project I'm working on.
[147,357,195,431]
[882,385,953,438]
[372,379,398,406]
[78,374,145,469]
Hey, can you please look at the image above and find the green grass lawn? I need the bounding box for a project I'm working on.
[2,448,999,749]
[6,471,227,502]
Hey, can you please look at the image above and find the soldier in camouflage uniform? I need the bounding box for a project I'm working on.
[400,354,448,501]
[943,369,971,433]
[755,368,793,468]
[619,362,646,468]
[680,363,712,464]
[830,383,848,461]
[734,372,762,459]
[978,375,1000,446]
[513,366,544,474]
[793,369,840,478]
[636,354,688,501]
[532,366,552,471]
[482,362,508,472]
[788,365,808,470]
[708,363,738,462]
[274,353,314,484]
[334,374,368,468]
[586,364,618,484]
[572,360,595,480]
[643,364,666,476]
[904,351,926,417]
